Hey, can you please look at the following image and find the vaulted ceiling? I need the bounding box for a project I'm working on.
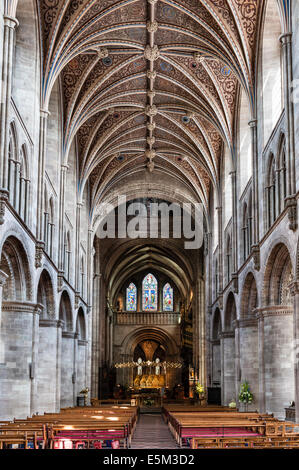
[39,0,262,214]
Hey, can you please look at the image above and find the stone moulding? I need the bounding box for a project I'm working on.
[254,306,293,319]
[2,301,43,314]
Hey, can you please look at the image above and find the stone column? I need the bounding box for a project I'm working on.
[36,318,60,414]
[73,332,79,404]
[36,109,50,242]
[0,301,38,420]
[75,202,83,294]
[55,320,64,412]
[233,320,241,402]
[238,317,259,411]
[29,304,42,416]
[0,270,8,330]
[249,119,260,270]
[220,331,235,405]
[0,15,18,191]
[256,306,294,418]
[60,331,76,408]
[229,171,238,276]
[58,164,69,274]
[256,308,265,413]
[289,281,299,423]
[216,206,223,294]
[280,33,297,230]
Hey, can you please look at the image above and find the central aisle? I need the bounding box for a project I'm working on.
[131,413,179,449]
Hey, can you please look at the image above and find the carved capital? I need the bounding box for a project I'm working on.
[147,0,158,4]
[0,190,9,225]
[35,241,44,268]
[75,292,81,309]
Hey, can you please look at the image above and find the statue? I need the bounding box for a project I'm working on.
[155,358,161,375]
[137,357,143,376]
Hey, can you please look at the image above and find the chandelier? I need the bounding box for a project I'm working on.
[114,360,182,369]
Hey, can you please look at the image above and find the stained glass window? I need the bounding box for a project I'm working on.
[163,283,173,311]
[126,282,137,311]
[142,273,158,311]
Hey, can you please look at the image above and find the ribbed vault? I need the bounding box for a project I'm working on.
[39,0,263,217]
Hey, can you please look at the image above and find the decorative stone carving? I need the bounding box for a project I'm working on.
[0,270,8,287]
[289,281,299,297]
[285,196,297,231]
[147,136,155,146]
[57,271,64,292]
[146,21,158,33]
[0,190,9,225]
[186,111,195,120]
[35,241,44,268]
[144,45,160,61]
[147,0,158,4]
[147,160,155,173]
[147,90,156,99]
[251,244,260,271]
[147,122,156,131]
[95,47,109,58]
[147,70,157,80]
[193,52,204,63]
[232,273,238,294]
[145,104,158,116]
[145,149,156,159]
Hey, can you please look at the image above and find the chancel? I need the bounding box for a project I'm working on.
[0,0,299,451]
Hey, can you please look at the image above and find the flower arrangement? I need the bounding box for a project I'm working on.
[239,381,253,404]
[195,383,205,396]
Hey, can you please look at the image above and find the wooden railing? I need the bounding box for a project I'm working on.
[115,312,180,325]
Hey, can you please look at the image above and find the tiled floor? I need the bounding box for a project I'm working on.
[131,413,179,449]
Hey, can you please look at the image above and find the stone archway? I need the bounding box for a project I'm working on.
[258,243,294,417]
[75,308,88,399]
[0,236,34,419]
[117,327,181,390]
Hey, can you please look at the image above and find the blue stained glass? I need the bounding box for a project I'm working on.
[126,282,137,311]
[142,273,158,311]
[163,283,173,311]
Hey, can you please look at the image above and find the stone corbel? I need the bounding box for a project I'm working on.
[231,273,238,294]
[57,271,64,292]
[0,190,9,225]
[75,291,81,309]
[35,241,44,268]
[217,294,223,310]
[285,196,297,231]
[251,244,260,271]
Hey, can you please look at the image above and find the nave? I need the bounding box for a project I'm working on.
[1,403,299,450]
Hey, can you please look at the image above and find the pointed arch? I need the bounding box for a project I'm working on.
[142,273,158,311]
[126,282,137,311]
[163,282,173,312]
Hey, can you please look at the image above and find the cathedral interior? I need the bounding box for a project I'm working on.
[0,0,299,442]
